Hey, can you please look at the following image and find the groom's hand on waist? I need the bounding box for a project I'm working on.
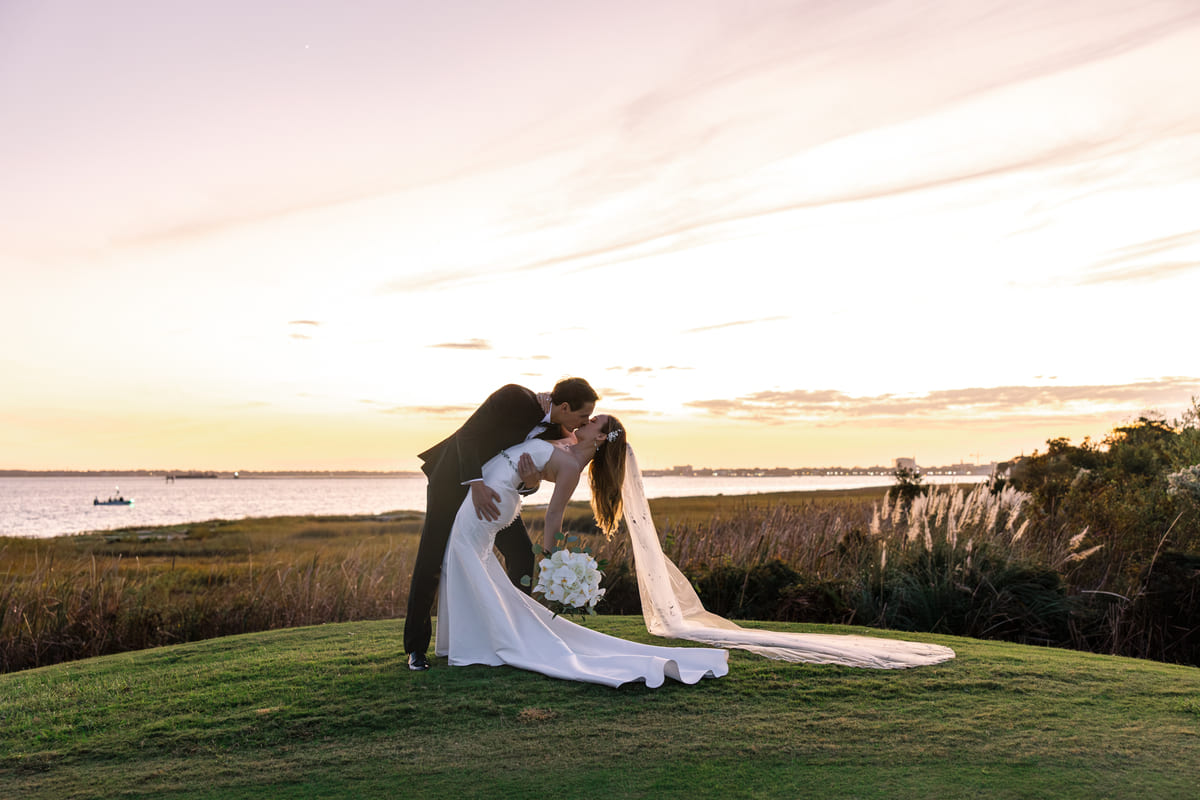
[470,481,502,521]
[517,452,541,494]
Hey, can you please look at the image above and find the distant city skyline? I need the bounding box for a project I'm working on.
[3,2,1199,472]
[644,458,997,478]
[0,455,1002,479]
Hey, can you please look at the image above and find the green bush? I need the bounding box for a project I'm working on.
[691,559,802,620]
[856,540,1070,645]
[775,577,856,624]
[1006,413,1200,597]
[1130,551,1200,664]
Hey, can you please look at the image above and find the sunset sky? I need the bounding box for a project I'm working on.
[3,0,1200,472]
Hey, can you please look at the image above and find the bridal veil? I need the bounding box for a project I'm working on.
[621,447,955,669]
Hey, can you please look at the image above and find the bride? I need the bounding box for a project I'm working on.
[435,414,728,687]
[435,414,954,687]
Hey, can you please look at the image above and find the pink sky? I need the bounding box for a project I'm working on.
[2,1,1200,470]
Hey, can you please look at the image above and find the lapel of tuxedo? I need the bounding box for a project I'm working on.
[534,423,564,441]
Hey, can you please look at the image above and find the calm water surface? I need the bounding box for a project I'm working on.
[1,474,986,539]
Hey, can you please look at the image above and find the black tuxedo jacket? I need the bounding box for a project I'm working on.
[418,384,563,487]
[404,383,559,654]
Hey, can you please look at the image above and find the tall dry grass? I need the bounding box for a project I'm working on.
[869,482,1099,572]
[5,483,1188,673]
[584,482,1105,648]
[1,515,420,672]
[587,482,1086,580]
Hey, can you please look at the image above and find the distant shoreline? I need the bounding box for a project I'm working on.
[2,465,995,479]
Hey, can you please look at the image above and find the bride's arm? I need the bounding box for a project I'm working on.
[541,461,581,552]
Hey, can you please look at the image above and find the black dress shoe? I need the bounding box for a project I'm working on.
[408,652,431,671]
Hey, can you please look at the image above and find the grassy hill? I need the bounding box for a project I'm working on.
[2,617,1198,799]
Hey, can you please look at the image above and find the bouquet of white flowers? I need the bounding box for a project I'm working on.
[528,534,606,617]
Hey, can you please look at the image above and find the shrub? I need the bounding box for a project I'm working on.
[1130,551,1200,664]
[887,466,928,511]
[691,559,802,620]
[1005,416,1200,595]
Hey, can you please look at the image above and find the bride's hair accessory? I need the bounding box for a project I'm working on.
[606,429,622,443]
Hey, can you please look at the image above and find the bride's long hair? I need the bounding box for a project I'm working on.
[589,415,627,536]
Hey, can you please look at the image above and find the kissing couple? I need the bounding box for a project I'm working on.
[403,377,954,688]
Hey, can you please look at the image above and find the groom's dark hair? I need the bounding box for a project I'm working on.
[551,377,599,410]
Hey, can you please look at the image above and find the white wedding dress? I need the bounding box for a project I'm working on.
[435,439,729,688]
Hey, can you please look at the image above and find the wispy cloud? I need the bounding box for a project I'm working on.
[607,365,692,374]
[1076,229,1200,285]
[1080,260,1200,285]
[354,3,1200,297]
[686,378,1200,426]
[684,316,787,334]
[429,339,491,350]
[371,220,741,293]
[288,320,319,340]
[376,268,491,294]
[379,405,475,417]
[596,387,643,402]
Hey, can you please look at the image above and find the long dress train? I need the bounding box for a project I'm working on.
[434,439,728,688]
[621,446,956,668]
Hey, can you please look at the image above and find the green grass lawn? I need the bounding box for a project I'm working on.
[2,617,1198,800]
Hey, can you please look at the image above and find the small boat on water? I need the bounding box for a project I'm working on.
[94,488,133,506]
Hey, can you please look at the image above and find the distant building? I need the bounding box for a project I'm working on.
[894,457,918,471]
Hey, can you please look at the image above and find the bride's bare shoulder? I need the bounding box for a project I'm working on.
[544,446,580,477]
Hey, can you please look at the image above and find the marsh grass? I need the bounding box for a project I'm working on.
[3,491,884,673]
[582,483,1145,655]
[2,482,1194,672]
[1,514,424,672]
[2,617,1199,799]
[585,487,891,576]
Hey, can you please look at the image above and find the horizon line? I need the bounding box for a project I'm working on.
[0,458,1005,477]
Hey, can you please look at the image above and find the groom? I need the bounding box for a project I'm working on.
[404,377,599,670]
